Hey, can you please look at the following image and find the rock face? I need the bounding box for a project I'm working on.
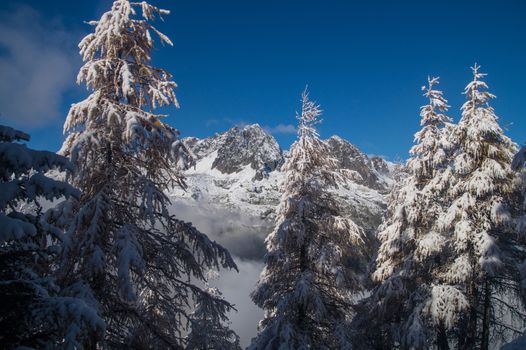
[185,124,283,180]
[371,156,390,175]
[169,124,396,260]
[326,136,390,191]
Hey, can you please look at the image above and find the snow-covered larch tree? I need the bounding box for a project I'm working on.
[354,77,457,350]
[439,64,522,350]
[249,88,370,350]
[503,145,526,350]
[513,144,526,293]
[54,1,238,347]
[0,124,104,348]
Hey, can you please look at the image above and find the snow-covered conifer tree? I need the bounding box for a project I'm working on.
[511,146,526,305]
[55,1,238,347]
[249,89,369,349]
[354,77,457,350]
[0,124,104,348]
[505,145,526,350]
[439,65,521,350]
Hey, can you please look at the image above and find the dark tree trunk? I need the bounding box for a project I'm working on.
[437,323,450,350]
[459,278,479,350]
[480,280,491,350]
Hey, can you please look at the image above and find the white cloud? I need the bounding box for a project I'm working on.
[0,5,80,128]
[264,123,297,135]
[224,118,251,129]
[205,119,297,137]
[170,199,269,260]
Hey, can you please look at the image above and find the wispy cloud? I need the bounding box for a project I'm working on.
[205,117,251,129]
[224,118,251,129]
[0,5,80,128]
[264,123,297,135]
[205,118,297,136]
[204,118,221,127]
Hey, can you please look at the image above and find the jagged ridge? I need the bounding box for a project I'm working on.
[185,124,284,181]
[170,125,396,241]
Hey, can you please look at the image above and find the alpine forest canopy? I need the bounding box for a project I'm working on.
[0,1,525,349]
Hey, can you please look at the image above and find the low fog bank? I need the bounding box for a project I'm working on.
[170,198,270,347]
[170,199,272,261]
[212,259,265,347]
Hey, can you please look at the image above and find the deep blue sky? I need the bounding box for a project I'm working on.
[1,0,525,160]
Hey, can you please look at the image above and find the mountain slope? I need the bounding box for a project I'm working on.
[168,124,399,348]
[169,124,396,257]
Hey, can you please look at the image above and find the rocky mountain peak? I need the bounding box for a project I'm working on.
[185,125,394,189]
[326,135,390,191]
[174,124,396,238]
[185,124,284,180]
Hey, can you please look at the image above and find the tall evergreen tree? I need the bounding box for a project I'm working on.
[355,77,457,350]
[0,124,104,348]
[511,146,526,304]
[54,1,238,347]
[249,89,369,349]
[439,64,521,350]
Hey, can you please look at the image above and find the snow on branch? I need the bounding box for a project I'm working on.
[297,87,322,140]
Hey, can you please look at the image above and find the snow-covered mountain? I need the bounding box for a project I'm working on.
[184,123,284,181]
[169,124,397,254]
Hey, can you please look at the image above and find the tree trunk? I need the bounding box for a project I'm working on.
[480,280,491,350]
[437,323,450,350]
[460,278,479,350]
[297,227,309,342]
